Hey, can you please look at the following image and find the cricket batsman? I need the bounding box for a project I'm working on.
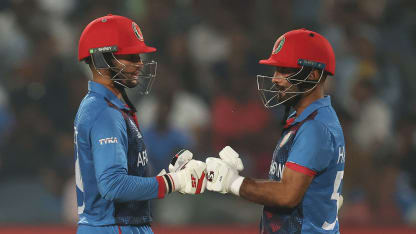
[74,14,206,234]
[206,29,345,234]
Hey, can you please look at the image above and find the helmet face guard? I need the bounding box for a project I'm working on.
[257,63,324,108]
[90,48,157,95]
[78,15,158,95]
[257,29,335,109]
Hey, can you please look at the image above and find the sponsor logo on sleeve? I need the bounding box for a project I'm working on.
[98,137,118,145]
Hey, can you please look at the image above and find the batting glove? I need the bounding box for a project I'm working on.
[160,159,207,195]
[206,146,245,196]
[158,149,193,176]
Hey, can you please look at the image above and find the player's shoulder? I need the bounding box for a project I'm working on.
[299,119,331,139]
[76,93,123,128]
[314,106,343,136]
[314,105,338,122]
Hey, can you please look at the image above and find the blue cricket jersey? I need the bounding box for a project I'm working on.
[74,81,165,230]
[261,96,345,234]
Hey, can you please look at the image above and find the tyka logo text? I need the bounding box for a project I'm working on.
[98,137,118,145]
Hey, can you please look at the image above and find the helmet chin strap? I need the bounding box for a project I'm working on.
[111,70,137,113]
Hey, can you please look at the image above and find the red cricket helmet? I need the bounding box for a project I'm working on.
[78,14,156,61]
[259,28,335,76]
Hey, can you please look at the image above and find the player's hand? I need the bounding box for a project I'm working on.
[169,149,193,173]
[158,149,193,176]
[205,146,245,195]
[218,146,244,171]
[168,159,207,194]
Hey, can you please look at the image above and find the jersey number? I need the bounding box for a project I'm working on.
[322,170,344,230]
[74,127,85,215]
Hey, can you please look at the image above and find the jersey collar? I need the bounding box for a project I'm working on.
[88,81,130,111]
[291,96,331,124]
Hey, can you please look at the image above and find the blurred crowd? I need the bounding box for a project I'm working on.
[0,0,415,227]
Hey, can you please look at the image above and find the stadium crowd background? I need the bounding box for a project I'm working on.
[0,0,415,231]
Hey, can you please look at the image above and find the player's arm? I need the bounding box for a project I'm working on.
[239,168,313,208]
[91,108,205,202]
[206,147,314,208]
[247,120,333,208]
[91,108,159,202]
[207,121,332,207]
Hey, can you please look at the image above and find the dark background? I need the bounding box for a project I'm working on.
[0,0,415,231]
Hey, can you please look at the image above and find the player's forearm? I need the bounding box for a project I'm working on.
[97,173,160,202]
[239,178,298,208]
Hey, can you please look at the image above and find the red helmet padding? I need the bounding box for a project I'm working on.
[78,14,156,61]
[259,29,335,75]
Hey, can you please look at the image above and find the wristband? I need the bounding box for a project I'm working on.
[230,176,245,196]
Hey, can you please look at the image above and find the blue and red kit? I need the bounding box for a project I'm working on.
[74,81,168,234]
[261,96,345,234]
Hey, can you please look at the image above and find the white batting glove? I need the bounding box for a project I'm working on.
[161,159,207,195]
[158,149,193,176]
[169,149,193,173]
[219,146,244,171]
[205,146,245,196]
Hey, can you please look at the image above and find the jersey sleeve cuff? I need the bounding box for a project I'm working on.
[156,176,167,198]
[286,162,317,177]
